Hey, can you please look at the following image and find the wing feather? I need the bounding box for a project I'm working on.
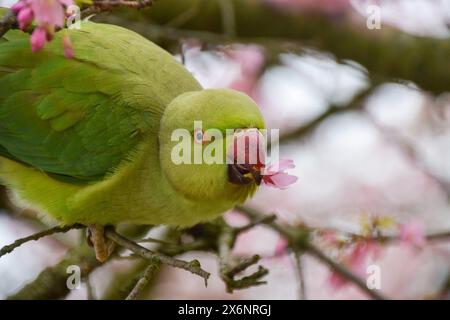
[0,22,201,182]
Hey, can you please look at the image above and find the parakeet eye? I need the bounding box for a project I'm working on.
[194,128,206,144]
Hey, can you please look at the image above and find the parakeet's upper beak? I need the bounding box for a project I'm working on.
[227,128,265,186]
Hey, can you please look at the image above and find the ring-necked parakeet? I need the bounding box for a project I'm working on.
[0,18,266,260]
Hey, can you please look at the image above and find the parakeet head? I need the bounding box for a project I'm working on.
[159,89,266,203]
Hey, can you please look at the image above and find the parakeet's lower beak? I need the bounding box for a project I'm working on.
[228,163,263,186]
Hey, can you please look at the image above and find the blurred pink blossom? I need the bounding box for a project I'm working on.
[226,45,265,99]
[399,221,426,248]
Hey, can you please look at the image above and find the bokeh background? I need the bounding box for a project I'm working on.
[0,0,449,299]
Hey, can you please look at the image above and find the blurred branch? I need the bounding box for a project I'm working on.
[104,227,210,285]
[126,260,161,300]
[8,242,100,300]
[293,251,306,300]
[98,0,450,93]
[278,83,376,145]
[335,228,450,244]
[0,224,84,259]
[82,0,155,18]
[236,205,387,300]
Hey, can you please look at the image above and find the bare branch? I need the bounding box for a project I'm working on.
[0,224,84,259]
[104,227,210,285]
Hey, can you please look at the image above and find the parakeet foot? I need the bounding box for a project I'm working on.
[87,225,115,262]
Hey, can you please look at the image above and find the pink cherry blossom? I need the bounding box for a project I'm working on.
[262,159,298,189]
[30,27,46,52]
[399,221,426,247]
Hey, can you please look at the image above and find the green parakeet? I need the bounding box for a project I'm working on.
[0,17,266,259]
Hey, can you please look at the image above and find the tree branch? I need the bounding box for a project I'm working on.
[0,224,84,259]
[104,227,210,285]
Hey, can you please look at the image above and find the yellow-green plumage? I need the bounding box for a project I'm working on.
[0,20,265,227]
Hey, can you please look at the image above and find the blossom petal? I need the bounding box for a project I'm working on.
[17,7,34,30]
[264,172,298,189]
[12,1,27,14]
[265,159,295,174]
[30,27,47,52]
[31,0,66,27]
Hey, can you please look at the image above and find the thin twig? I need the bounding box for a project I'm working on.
[104,228,210,285]
[126,261,161,300]
[0,224,84,259]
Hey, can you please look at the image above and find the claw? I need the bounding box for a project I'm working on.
[88,224,115,262]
